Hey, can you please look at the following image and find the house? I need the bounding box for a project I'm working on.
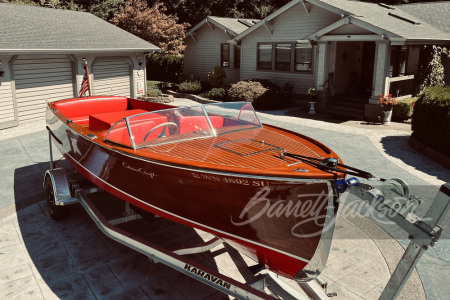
[184,16,259,84]
[185,0,450,118]
[0,3,159,129]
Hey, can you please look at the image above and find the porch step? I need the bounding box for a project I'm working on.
[327,97,366,120]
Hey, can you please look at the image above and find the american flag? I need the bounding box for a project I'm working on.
[79,68,90,97]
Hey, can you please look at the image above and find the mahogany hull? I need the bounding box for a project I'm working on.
[46,100,339,280]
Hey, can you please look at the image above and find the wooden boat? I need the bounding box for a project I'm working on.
[46,95,346,282]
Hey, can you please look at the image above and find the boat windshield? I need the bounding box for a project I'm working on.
[104,102,262,149]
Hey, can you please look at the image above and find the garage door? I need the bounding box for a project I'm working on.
[93,59,131,97]
[13,55,74,123]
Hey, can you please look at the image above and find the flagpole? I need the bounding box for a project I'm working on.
[83,58,92,97]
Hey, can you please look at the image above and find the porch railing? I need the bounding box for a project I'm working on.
[384,75,415,100]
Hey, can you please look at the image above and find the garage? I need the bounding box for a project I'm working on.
[0,3,159,129]
[92,58,131,97]
[13,55,75,123]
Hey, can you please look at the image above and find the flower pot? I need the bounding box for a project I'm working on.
[309,101,316,114]
[381,105,393,125]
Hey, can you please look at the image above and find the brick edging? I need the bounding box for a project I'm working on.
[409,133,450,169]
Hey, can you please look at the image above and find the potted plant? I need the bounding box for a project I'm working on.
[308,88,317,114]
[378,94,397,125]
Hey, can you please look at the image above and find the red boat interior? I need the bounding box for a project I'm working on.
[53,96,254,145]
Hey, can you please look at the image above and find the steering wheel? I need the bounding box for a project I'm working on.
[144,122,178,141]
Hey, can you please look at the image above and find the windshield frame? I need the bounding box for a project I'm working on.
[103,101,262,150]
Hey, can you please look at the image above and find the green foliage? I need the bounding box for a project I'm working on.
[178,80,202,94]
[161,0,290,28]
[393,98,416,121]
[412,86,450,155]
[420,45,449,91]
[110,0,189,54]
[146,88,162,97]
[228,81,268,102]
[228,79,283,110]
[282,82,293,98]
[202,88,226,100]
[208,66,227,88]
[146,53,184,83]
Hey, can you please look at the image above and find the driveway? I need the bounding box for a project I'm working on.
[0,98,449,299]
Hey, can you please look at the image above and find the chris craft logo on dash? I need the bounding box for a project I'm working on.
[122,162,157,178]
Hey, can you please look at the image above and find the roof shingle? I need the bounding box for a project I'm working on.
[0,3,159,53]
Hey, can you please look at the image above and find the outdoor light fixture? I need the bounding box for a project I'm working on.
[0,71,4,77]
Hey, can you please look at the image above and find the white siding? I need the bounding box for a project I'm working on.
[184,24,240,84]
[240,3,341,95]
[92,59,131,97]
[0,79,16,128]
[13,55,74,123]
[0,56,16,128]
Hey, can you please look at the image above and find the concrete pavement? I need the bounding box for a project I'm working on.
[0,98,448,299]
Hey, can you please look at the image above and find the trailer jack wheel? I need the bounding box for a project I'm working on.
[45,177,70,220]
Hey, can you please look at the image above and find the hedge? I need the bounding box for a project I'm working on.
[228,79,284,110]
[411,86,450,155]
[146,54,184,83]
[393,97,416,121]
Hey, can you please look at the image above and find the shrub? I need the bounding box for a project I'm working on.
[178,80,202,94]
[228,81,267,102]
[228,79,283,110]
[208,66,227,88]
[412,86,450,155]
[146,53,184,83]
[393,97,416,121]
[146,88,162,97]
[202,88,226,100]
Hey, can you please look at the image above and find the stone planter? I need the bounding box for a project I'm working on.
[382,105,394,125]
[308,101,317,114]
[137,94,174,103]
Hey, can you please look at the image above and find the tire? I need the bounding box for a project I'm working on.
[131,204,155,223]
[45,177,70,220]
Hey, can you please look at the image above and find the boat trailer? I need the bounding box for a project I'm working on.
[45,132,450,299]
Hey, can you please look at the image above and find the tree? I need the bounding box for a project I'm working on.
[110,0,189,54]
[420,45,449,91]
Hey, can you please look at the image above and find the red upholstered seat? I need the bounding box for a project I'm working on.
[53,96,128,124]
[89,109,147,131]
[105,119,169,146]
[178,116,224,134]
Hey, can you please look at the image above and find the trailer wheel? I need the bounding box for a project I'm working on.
[131,204,155,223]
[45,177,70,220]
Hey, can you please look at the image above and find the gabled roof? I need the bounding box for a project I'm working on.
[0,3,160,54]
[186,16,260,38]
[395,1,450,34]
[316,0,449,42]
[234,0,450,43]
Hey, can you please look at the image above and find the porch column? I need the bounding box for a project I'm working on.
[316,41,329,92]
[370,41,390,104]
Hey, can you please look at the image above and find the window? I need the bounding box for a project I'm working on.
[295,44,312,72]
[221,44,230,68]
[234,45,241,68]
[275,44,292,71]
[258,44,272,70]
